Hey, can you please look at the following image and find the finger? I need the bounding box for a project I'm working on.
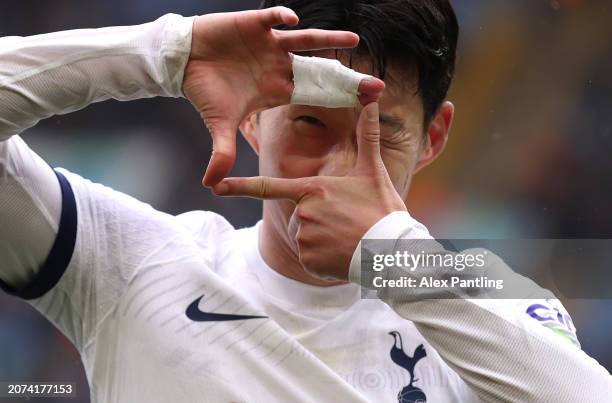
[202,123,237,187]
[260,6,299,28]
[358,78,386,106]
[355,102,384,171]
[276,29,359,51]
[212,176,305,201]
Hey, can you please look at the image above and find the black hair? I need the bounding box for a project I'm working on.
[260,0,459,128]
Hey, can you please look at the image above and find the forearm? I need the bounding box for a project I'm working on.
[386,297,610,402]
[349,212,612,402]
[0,13,194,140]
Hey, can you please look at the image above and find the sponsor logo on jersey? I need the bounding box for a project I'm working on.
[526,299,575,333]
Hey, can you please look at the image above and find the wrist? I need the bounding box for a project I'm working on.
[157,14,196,98]
[348,211,432,285]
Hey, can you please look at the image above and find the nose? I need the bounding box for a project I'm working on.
[316,106,362,177]
[317,138,358,177]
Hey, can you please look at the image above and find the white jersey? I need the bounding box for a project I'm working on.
[0,13,610,403]
[13,168,480,402]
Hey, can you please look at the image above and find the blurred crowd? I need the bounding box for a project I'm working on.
[1,0,611,400]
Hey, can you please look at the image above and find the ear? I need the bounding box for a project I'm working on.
[414,101,454,173]
[239,113,261,156]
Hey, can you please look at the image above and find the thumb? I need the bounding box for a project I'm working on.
[202,120,237,187]
[355,102,384,172]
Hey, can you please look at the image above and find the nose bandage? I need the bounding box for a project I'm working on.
[290,54,373,108]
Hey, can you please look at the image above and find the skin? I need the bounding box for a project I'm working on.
[219,54,455,285]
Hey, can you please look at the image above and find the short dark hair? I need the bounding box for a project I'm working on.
[260,0,459,128]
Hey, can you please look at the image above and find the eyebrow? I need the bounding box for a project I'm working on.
[379,113,406,133]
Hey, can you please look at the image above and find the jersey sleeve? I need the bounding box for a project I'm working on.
[0,13,193,141]
[34,167,190,351]
[0,137,192,351]
[349,211,612,402]
[0,14,195,350]
[0,135,62,290]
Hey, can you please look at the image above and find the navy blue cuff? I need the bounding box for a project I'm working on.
[0,170,77,300]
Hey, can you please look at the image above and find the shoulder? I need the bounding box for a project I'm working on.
[175,210,236,243]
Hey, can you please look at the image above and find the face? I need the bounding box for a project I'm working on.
[240,52,453,250]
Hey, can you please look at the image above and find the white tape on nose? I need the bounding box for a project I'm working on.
[290,54,373,108]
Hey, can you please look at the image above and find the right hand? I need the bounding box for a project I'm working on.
[211,103,406,280]
[182,7,385,186]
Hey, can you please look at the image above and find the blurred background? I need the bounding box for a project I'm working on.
[1,0,611,400]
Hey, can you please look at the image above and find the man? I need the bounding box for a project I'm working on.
[0,1,610,402]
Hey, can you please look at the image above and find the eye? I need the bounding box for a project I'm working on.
[296,115,326,128]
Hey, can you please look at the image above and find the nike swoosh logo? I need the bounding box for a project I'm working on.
[185,295,267,322]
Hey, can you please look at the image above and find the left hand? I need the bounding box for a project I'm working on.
[212,102,406,280]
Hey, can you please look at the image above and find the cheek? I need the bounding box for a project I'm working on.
[277,154,321,179]
[381,146,420,192]
[259,124,331,179]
